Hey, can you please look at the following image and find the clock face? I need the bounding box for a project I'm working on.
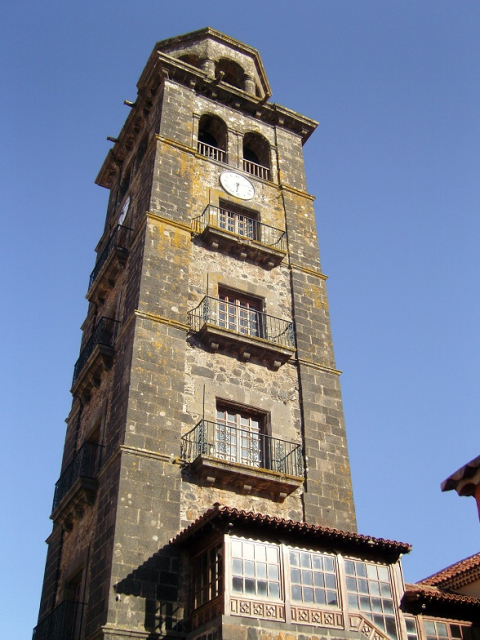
[220,172,255,200]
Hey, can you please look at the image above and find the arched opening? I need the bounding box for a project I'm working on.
[215,58,245,90]
[178,54,202,70]
[197,114,228,163]
[243,132,271,180]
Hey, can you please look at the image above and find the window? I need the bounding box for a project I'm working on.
[289,550,338,607]
[231,538,281,600]
[243,132,271,180]
[218,202,258,240]
[218,289,263,338]
[405,617,419,640]
[194,543,223,609]
[215,406,265,468]
[215,58,244,90]
[345,560,397,639]
[197,114,227,163]
[424,621,473,640]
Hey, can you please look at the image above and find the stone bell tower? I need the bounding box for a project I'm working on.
[34,28,356,640]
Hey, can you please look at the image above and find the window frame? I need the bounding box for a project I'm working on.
[217,287,264,339]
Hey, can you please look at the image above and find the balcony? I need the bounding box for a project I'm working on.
[188,296,295,369]
[71,317,119,401]
[87,224,132,303]
[197,141,227,164]
[182,420,304,498]
[193,205,286,268]
[51,442,103,528]
[243,158,270,181]
[33,601,84,640]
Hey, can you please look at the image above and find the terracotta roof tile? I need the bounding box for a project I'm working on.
[171,504,411,560]
[404,583,480,607]
[420,552,480,587]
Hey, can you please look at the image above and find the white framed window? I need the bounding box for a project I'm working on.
[345,559,397,639]
[218,289,263,338]
[289,549,339,607]
[231,538,281,600]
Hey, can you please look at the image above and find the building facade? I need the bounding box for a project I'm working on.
[34,28,480,640]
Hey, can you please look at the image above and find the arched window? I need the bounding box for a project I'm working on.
[243,132,271,180]
[215,58,245,90]
[197,114,228,163]
[178,54,202,70]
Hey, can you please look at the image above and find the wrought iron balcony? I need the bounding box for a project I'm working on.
[182,420,304,497]
[197,141,227,163]
[71,317,119,400]
[52,441,103,513]
[188,296,295,368]
[243,158,270,180]
[72,317,118,385]
[192,205,286,267]
[33,601,84,640]
[87,224,132,301]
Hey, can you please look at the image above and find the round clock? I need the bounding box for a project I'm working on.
[220,172,255,200]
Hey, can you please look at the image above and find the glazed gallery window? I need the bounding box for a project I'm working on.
[218,289,263,338]
[424,620,474,640]
[345,560,397,639]
[289,549,338,607]
[194,543,223,609]
[215,407,265,468]
[231,538,281,599]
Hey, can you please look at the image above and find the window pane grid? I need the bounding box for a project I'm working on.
[231,539,281,600]
[219,208,257,240]
[216,409,261,467]
[194,544,223,609]
[218,292,261,337]
[424,620,472,640]
[345,560,397,640]
[290,550,339,607]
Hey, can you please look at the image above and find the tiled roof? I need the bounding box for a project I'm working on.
[442,455,480,495]
[171,504,411,560]
[420,552,480,587]
[403,583,480,607]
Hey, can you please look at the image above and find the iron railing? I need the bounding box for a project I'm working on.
[197,141,227,163]
[182,420,303,476]
[52,442,103,511]
[188,296,294,349]
[243,158,270,180]
[192,205,286,250]
[33,601,85,640]
[72,317,119,385]
[89,224,132,290]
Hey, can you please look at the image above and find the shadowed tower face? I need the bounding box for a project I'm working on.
[34,28,356,640]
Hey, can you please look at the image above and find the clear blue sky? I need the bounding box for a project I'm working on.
[1,1,479,637]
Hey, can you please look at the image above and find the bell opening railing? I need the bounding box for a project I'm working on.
[52,441,104,512]
[182,419,304,477]
[192,205,286,251]
[197,141,227,164]
[72,317,119,385]
[243,158,270,180]
[88,224,132,290]
[188,296,294,349]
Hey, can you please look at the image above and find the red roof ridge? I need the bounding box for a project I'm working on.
[420,551,480,586]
